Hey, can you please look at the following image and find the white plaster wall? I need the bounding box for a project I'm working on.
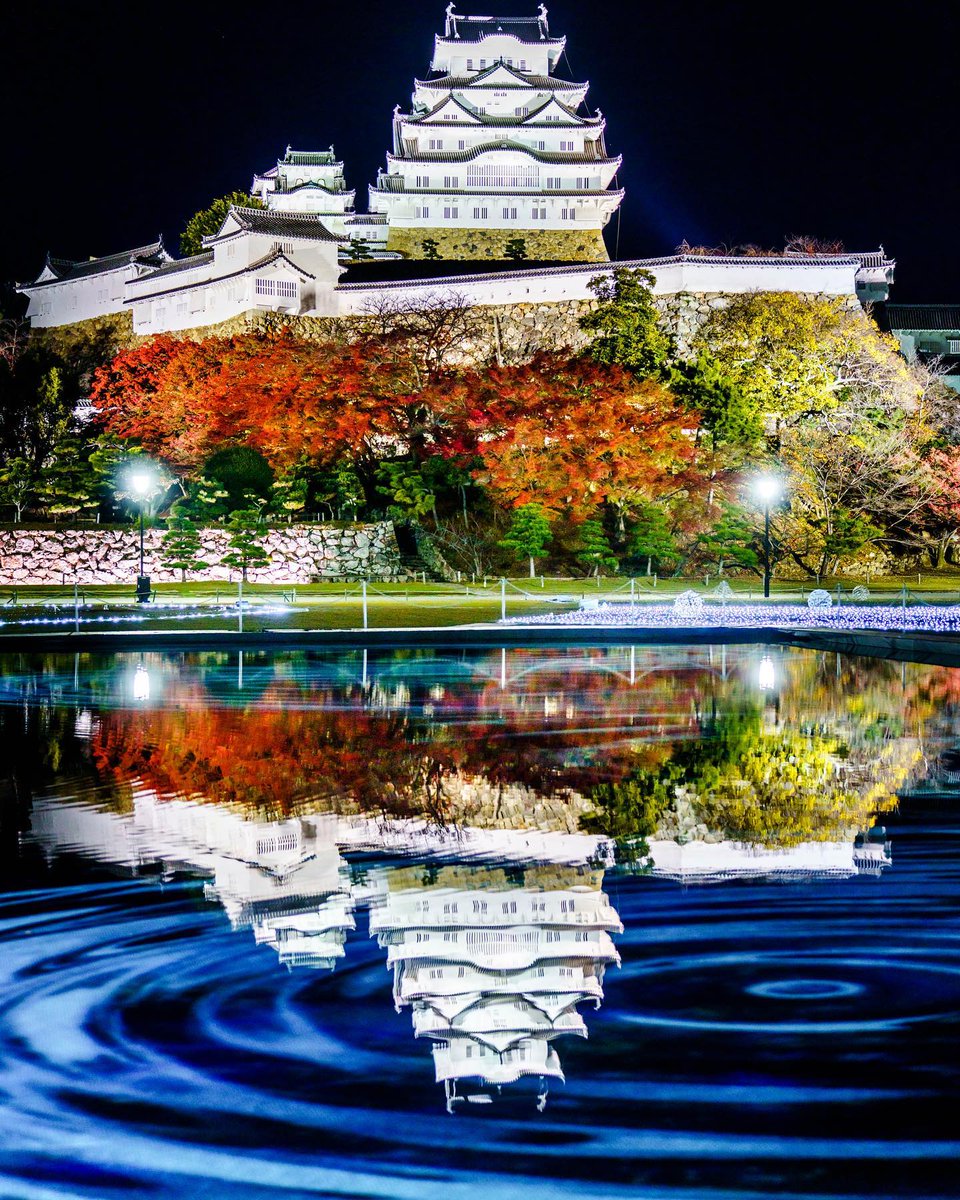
[333,258,862,317]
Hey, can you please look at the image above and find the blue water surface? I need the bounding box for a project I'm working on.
[0,644,958,1199]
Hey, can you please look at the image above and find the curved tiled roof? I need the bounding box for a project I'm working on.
[336,251,887,293]
[29,241,168,286]
[385,142,620,168]
[207,206,347,244]
[886,305,960,331]
[416,64,584,93]
[128,249,319,305]
[406,93,596,129]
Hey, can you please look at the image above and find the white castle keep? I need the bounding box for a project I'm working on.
[17,6,895,336]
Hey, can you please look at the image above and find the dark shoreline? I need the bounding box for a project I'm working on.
[1,622,960,666]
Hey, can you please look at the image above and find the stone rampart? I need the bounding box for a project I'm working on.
[0,522,403,586]
[384,226,610,263]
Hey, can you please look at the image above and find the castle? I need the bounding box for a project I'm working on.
[17,6,895,340]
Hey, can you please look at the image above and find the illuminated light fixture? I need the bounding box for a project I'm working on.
[758,655,776,692]
[123,461,158,604]
[132,663,150,702]
[753,475,782,600]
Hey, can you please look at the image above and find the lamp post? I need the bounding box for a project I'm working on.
[754,476,780,600]
[128,470,153,603]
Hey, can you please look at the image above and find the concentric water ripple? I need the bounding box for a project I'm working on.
[1,872,959,1200]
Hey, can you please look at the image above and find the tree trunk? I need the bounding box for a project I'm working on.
[529,556,535,579]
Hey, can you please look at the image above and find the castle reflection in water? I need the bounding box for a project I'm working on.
[28,780,889,1112]
[12,641,936,1109]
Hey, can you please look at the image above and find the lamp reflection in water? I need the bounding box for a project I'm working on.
[758,654,776,692]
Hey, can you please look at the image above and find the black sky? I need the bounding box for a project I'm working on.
[1,0,955,302]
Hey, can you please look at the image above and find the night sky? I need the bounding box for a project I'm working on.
[1,0,955,303]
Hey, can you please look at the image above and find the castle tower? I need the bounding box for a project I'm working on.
[369,5,624,263]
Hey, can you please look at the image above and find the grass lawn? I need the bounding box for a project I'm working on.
[3,572,960,633]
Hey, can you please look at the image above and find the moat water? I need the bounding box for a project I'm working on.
[0,644,958,1199]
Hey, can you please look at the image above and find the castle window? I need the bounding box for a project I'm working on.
[443,175,459,188]
[515,106,529,117]
[479,58,486,68]
[428,138,443,150]
[468,163,539,189]
[537,140,546,150]
[473,206,488,219]
[560,140,575,152]
[458,140,466,150]
[443,206,459,219]
[467,58,474,70]
[949,339,960,354]
[415,174,431,188]
[415,205,431,219]
[502,206,517,220]
[546,176,560,189]
[532,206,546,219]
[561,208,575,220]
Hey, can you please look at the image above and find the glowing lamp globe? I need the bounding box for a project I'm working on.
[758,655,776,692]
[754,476,780,505]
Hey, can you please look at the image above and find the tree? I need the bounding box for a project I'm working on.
[504,236,528,261]
[204,445,275,510]
[576,517,618,576]
[699,502,759,575]
[673,352,762,453]
[376,460,436,521]
[345,237,373,263]
[161,515,208,582]
[180,192,264,257]
[315,462,365,520]
[580,268,674,378]
[421,238,441,260]
[0,457,34,521]
[454,352,700,517]
[221,509,271,582]
[500,503,552,578]
[626,502,678,575]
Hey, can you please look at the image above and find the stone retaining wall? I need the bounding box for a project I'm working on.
[0,523,404,586]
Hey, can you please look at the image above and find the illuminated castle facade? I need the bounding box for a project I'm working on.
[368,5,622,262]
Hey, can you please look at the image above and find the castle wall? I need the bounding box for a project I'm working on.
[385,226,609,263]
[0,522,404,586]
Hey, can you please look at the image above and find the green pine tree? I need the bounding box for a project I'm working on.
[576,517,619,576]
[346,237,373,263]
[421,238,441,261]
[700,502,759,574]
[627,503,678,575]
[0,456,34,521]
[581,267,674,379]
[180,192,265,257]
[500,503,553,578]
[222,509,271,582]
[161,515,209,582]
[504,236,528,261]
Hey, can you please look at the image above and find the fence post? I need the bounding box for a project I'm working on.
[238,578,243,634]
[836,584,841,607]
[630,577,636,604]
[73,580,79,634]
[501,577,506,621]
[362,579,368,630]
[902,584,907,615]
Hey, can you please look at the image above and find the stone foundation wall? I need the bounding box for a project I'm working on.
[384,226,609,263]
[0,522,404,586]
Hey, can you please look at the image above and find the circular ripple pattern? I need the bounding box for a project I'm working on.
[1,876,959,1200]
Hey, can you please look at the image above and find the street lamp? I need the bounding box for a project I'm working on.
[754,475,781,600]
[127,467,154,603]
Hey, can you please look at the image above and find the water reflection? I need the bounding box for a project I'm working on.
[4,644,960,1194]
